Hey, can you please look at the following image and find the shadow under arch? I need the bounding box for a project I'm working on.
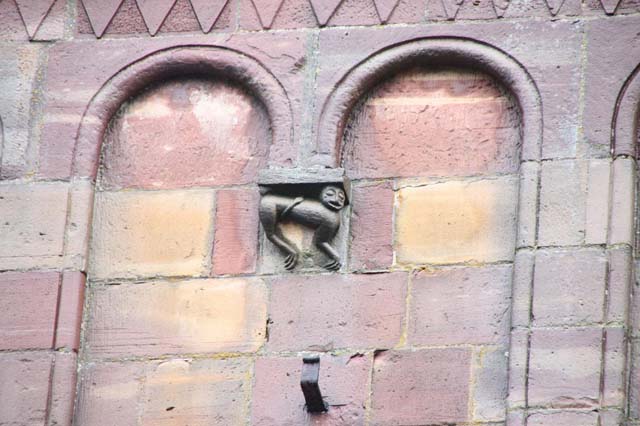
[314,37,543,168]
[72,45,294,179]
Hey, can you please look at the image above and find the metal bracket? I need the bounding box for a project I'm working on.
[300,356,327,413]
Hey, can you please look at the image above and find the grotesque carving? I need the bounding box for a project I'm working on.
[259,185,346,271]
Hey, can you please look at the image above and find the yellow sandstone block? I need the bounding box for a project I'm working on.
[87,278,268,357]
[395,176,518,265]
[90,189,213,279]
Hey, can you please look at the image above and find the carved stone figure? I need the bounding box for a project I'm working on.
[259,185,346,271]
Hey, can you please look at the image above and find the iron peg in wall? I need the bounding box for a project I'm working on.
[301,356,327,413]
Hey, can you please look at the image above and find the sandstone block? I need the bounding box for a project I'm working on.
[0,182,69,258]
[349,181,394,271]
[212,188,259,275]
[77,358,251,426]
[472,347,508,422]
[252,354,370,425]
[90,189,214,279]
[528,327,602,408]
[395,176,518,264]
[371,348,472,425]
[87,278,267,357]
[527,410,598,425]
[0,44,42,177]
[532,249,606,326]
[0,271,60,350]
[49,351,78,426]
[266,272,407,351]
[0,351,53,425]
[538,160,588,246]
[409,264,512,345]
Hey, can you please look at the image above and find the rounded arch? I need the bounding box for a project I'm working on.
[315,37,542,167]
[612,63,640,157]
[72,45,293,179]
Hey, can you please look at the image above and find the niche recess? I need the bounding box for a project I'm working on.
[341,66,522,424]
[99,77,271,190]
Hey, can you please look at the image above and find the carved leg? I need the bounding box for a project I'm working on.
[319,242,341,270]
[267,230,299,270]
[313,225,341,271]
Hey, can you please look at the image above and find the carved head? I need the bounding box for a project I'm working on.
[320,185,346,211]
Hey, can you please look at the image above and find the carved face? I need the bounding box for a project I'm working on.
[320,186,346,211]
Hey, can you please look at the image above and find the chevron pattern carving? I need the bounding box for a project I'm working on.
[0,0,633,39]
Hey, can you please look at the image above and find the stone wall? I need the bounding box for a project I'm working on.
[1,1,640,425]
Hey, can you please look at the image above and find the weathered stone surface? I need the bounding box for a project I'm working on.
[40,34,304,179]
[87,278,267,357]
[508,329,529,409]
[409,264,512,345]
[630,339,640,419]
[528,327,602,408]
[585,16,640,156]
[343,68,520,179]
[317,20,581,163]
[14,0,57,38]
[324,0,381,26]
[266,272,407,351]
[585,159,611,245]
[0,182,69,258]
[0,271,59,350]
[212,188,260,276]
[55,271,85,351]
[77,358,251,426]
[527,410,599,425]
[371,348,472,425]
[384,0,425,24]
[90,189,214,280]
[457,0,497,19]
[30,0,66,41]
[608,246,632,325]
[602,327,626,407]
[76,360,139,426]
[0,351,53,425]
[190,0,231,32]
[0,38,43,178]
[395,176,518,264]
[0,0,29,40]
[65,180,94,266]
[80,0,126,37]
[532,249,607,326]
[538,160,588,246]
[600,409,624,426]
[49,351,78,426]
[252,354,370,425]
[608,157,636,246]
[101,78,270,190]
[517,161,539,248]
[349,181,394,271]
[472,347,508,422]
[511,249,534,327]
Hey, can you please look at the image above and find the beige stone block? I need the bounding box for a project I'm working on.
[77,358,251,426]
[87,278,267,357]
[90,189,214,279]
[395,176,518,265]
[0,182,69,257]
